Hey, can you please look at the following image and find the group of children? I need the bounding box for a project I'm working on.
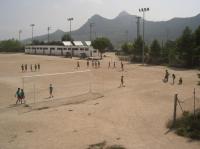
[15,88,25,104]
[163,69,183,85]
[77,60,101,69]
[21,64,40,72]
[108,61,124,71]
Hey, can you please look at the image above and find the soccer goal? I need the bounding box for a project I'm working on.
[22,70,93,104]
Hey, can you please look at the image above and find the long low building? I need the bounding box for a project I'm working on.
[25,41,100,57]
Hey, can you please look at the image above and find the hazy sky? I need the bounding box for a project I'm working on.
[0,0,199,40]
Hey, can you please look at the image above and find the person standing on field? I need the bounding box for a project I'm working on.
[87,60,89,68]
[121,61,124,71]
[38,64,40,71]
[163,69,169,82]
[120,75,125,87]
[19,89,25,104]
[21,64,24,72]
[113,61,116,68]
[108,61,110,69]
[172,74,176,85]
[34,64,37,71]
[15,88,21,104]
[77,61,80,69]
[49,84,53,98]
[25,64,27,72]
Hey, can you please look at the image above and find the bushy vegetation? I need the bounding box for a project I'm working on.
[92,37,113,58]
[0,39,24,52]
[87,141,126,149]
[167,110,200,140]
[121,25,200,68]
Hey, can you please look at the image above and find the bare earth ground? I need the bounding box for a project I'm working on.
[0,53,200,149]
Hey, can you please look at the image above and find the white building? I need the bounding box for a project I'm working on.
[25,41,99,57]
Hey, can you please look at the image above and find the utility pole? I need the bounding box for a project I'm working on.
[139,8,150,65]
[136,16,141,39]
[89,22,95,41]
[19,30,22,41]
[30,24,35,44]
[47,27,51,43]
[67,17,74,40]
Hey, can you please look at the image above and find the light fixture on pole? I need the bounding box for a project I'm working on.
[30,24,35,44]
[89,22,95,41]
[67,17,74,40]
[19,30,22,41]
[47,26,51,43]
[139,8,150,65]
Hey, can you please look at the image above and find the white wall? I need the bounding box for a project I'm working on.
[25,45,99,57]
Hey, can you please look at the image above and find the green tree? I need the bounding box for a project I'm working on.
[61,33,73,41]
[133,36,143,56]
[164,40,177,65]
[150,39,161,57]
[92,37,112,59]
[0,39,24,52]
[194,25,200,47]
[177,26,195,67]
[121,42,132,55]
[193,26,200,67]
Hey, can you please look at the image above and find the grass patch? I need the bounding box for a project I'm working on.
[105,145,126,149]
[87,141,106,149]
[167,110,200,140]
[87,141,126,149]
[36,106,49,111]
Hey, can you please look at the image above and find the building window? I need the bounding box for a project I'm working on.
[50,48,55,50]
[72,48,78,51]
[85,48,89,51]
[68,48,71,50]
[80,48,84,51]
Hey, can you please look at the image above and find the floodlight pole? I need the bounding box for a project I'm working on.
[139,8,150,65]
[89,22,95,41]
[30,24,35,44]
[47,27,51,43]
[67,17,74,40]
[19,30,22,41]
[136,16,141,39]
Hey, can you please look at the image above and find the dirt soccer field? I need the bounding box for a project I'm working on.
[0,53,199,149]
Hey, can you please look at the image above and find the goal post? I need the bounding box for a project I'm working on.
[22,70,93,104]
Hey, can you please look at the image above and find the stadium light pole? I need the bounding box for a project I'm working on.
[139,8,150,65]
[67,17,74,40]
[89,22,95,41]
[47,26,51,43]
[136,16,141,39]
[30,24,35,44]
[19,30,22,41]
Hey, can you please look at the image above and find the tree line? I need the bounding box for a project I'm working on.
[121,26,200,68]
[0,39,24,52]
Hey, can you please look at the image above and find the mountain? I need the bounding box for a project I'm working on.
[23,11,200,47]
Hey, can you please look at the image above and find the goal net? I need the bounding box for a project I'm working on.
[22,70,94,104]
